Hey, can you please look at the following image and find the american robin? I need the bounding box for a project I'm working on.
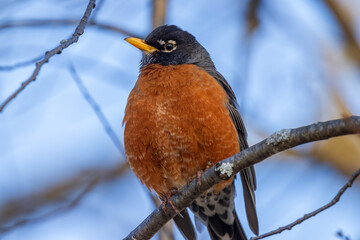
[123,25,258,240]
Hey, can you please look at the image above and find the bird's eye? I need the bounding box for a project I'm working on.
[164,43,174,51]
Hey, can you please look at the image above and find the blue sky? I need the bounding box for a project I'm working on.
[1,0,360,239]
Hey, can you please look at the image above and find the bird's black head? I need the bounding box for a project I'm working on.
[125,25,215,70]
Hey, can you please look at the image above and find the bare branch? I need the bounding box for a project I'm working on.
[124,116,360,240]
[0,0,96,113]
[68,62,125,157]
[251,167,360,239]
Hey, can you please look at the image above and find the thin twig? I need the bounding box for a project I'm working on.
[0,0,96,113]
[251,168,360,239]
[123,116,360,240]
[68,62,125,157]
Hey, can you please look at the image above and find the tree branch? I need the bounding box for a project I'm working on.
[124,116,360,240]
[251,167,360,239]
[0,0,96,113]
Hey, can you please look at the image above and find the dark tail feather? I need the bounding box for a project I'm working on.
[240,169,259,235]
[190,183,248,240]
[233,210,247,240]
[207,210,247,240]
[173,209,197,240]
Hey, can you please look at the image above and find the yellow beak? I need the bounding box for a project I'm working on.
[125,37,159,53]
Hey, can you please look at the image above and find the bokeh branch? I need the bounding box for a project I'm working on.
[68,63,125,157]
[90,0,105,21]
[251,167,360,239]
[0,55,43,71]
[246,0,261,34]
[322,0,360,66]
[124,116,360,240]
[152,0,167,29]
[0,19,142,38]
[0,177,98,234]
[0,0,96,113]
[0,18,141,71]
[0,162,129,235]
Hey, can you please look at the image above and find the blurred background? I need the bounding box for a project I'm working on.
[1,0,360,239]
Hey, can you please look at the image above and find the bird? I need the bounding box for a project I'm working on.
[123,25,258,240]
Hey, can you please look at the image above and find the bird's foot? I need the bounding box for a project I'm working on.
[161,188,181,215]
[196,170,202,190]
[187,171,203,190]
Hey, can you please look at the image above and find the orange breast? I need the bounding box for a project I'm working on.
[123,64,239,197]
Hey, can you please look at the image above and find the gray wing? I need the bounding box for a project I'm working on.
[209,69,259,235]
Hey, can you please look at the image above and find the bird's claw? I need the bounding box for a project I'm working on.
[161,188,181,216]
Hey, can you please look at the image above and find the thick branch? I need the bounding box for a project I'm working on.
[0,0,96,113]
[124,116,360,240]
